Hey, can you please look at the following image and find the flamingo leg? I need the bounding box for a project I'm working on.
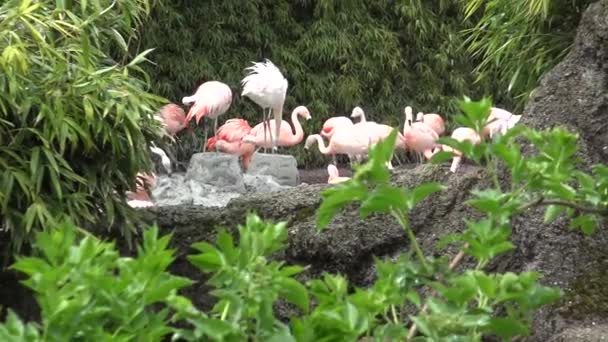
[450,156,462,173]
[213,117,219,152]
[262,108,269,154]
[332,154,337,166]
[202,120,209,153]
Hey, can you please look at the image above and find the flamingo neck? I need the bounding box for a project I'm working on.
[313,135,331,154]
[289,110,305,144]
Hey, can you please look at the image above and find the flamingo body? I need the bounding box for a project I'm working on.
[482,107,522,140]
[182,81,232,125]
[416,112,445,136]
[321,116,353,139]
[206,118,255,170]
[442,127,481,173]
[158,103,187,136]
[241,59,288,149]
[242,106,311,148]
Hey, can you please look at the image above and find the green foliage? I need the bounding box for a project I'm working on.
[186,214,309,341]
[0,0,167,251]
[461,0,593,104]
[1,221,194,341]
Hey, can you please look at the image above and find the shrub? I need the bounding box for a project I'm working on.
[0,0,167,252]
[461,0,593,105]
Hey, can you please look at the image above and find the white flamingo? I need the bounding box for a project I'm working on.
[241,59,288,154]
[350,106,367,123]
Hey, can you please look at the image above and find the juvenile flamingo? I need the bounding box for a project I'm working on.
[241,59,288,153]
[207,118,255,170]
[415,111,445,136]
[327,164,351,184]
[182,81,233,151]
[403,106,439,162]
[242,106,311,150]
[441,127,482,173]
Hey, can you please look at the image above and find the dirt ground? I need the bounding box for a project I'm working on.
[298,166,354,184]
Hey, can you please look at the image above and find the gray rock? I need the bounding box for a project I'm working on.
[246,153,300,186]
[185,152,246,193]
[151,173,192,206]
[151,173,242,207]
[243,174,291,193]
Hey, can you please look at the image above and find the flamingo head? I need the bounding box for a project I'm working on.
[351,106,364,119]
[416,112,424,122]
[304,135,319,149]
[295,106,312,120]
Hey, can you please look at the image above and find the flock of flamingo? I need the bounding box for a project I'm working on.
[126,59,522,206]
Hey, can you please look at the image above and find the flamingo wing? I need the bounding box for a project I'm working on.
[216,118,252,142]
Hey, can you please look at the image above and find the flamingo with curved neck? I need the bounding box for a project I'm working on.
[242,106,312,148]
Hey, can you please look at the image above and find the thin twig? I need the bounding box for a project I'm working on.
[406,246,468,340]
[518,196,608,216]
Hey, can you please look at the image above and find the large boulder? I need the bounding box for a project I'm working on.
[247,153,300,186]
[521,0,608,165]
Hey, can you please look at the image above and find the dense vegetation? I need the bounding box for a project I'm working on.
[0,0,166,253]
[1,100,607,340]
[139,0,592,167]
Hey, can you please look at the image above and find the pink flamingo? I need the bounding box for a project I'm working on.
[157,103,187,137]
[242,106,311,150]
[126,173,156,208]
[182,81,233,151]
[327,164,351,184]
[206,119,255,170]
[241,59,288,153]
[320,116,355,164]
[482,107,522,140]
[305,129,371,166]
[415,111,445,136]
[441,127,482,173]
[354,121,406,169]
[403,106,439,162]
[306,123,398,169]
